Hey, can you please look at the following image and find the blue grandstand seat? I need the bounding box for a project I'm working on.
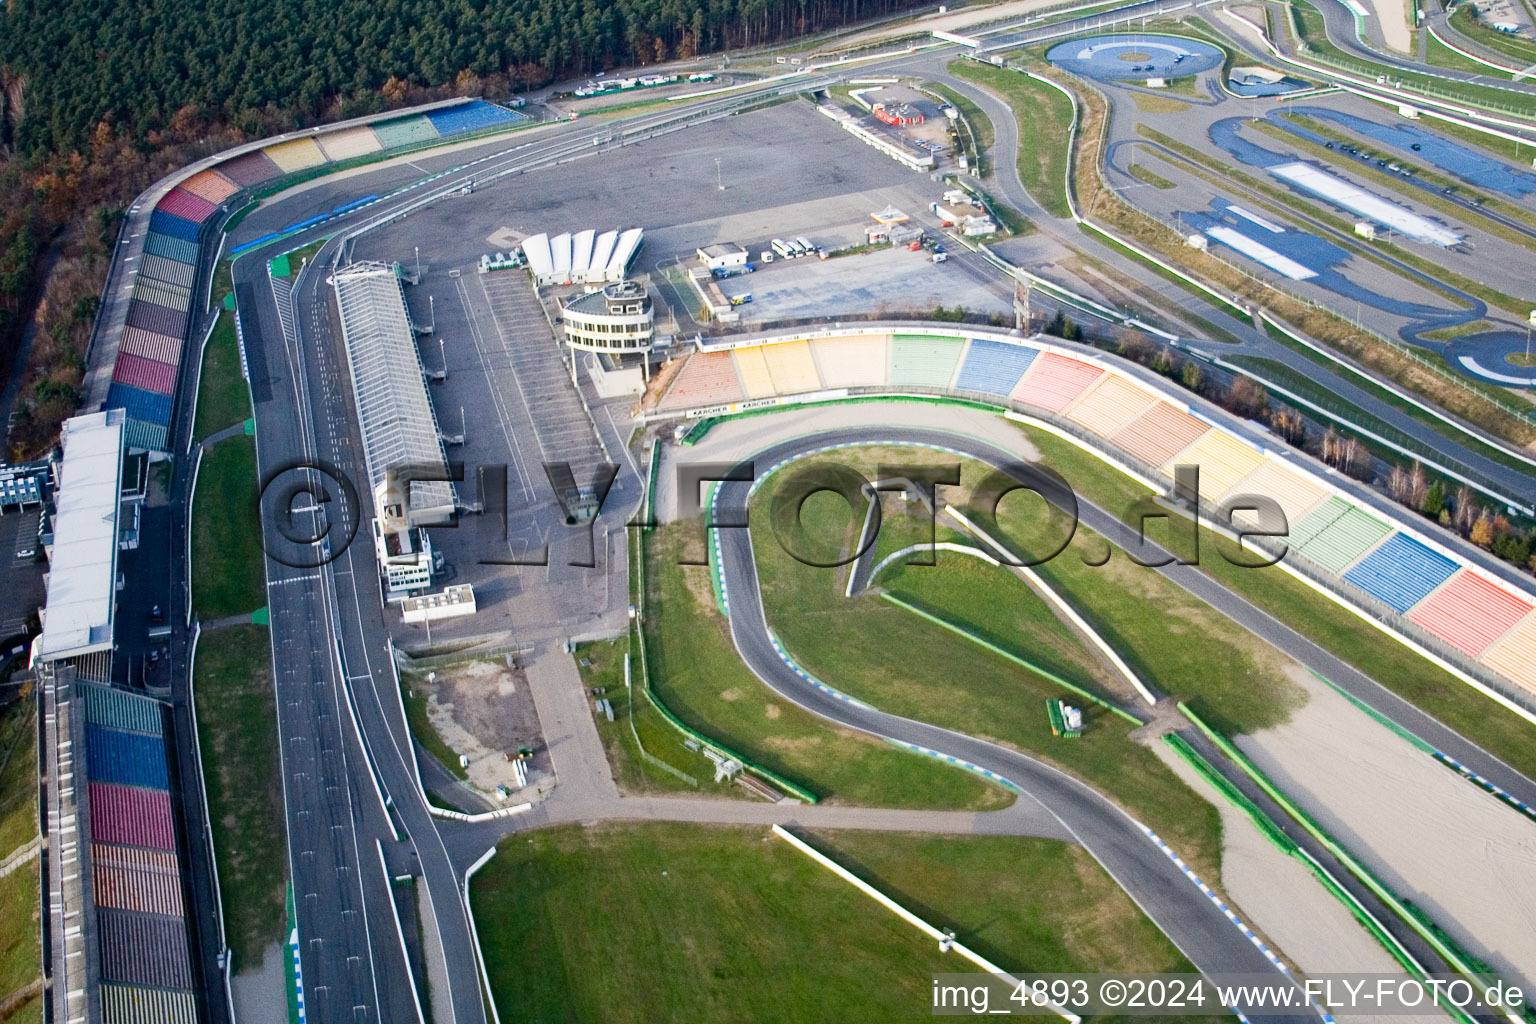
[85,725,170,790]
[1341,532,1458,613]
[106,382,173,425]
[953,339,1037,396]
[424,101,528,137]
[148,210,201,244]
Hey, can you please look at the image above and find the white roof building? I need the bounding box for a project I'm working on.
[39,410,125,663]
[330,262,456,525]
[522,227,645,285]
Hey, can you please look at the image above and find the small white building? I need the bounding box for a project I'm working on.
[401,584,477,624]
[696,242,748,270]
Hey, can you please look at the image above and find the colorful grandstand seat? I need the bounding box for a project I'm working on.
[657,351,744,411]
[106,382,174,425]
[1482,615,1536,695]
[761,341,822,395]
[111,354,177,396]
[810,335,889,389]
[316,126,384,162]
[1010,352,1103,413]
[263,137,328,173]
[732,346,777,399]
[1408,569,1534,656]
[87,782,176,850]
[80,684,164,734]
[144,232,199,266]
[424,100,528,136]
[1066,373,1157,438]
[138,254,196,290]
[97,910,195,989]
[125,301,187,339]
[216,150,282,188]
[176,169,241,206]
[1286,497,1392,574]
[131,278,192,314]
[1163,429,1267,502]
[1341,532,1458,613]
[147,210,200,243]
[100,985,199,1024]
[1220,458,1328,533]
[1109,401,1210,467]
[93,846,185,917]
[889,334,965,388]
[156,188,218,224]
[85,726,169,789]
[371,116,440,149]
[952,339,1037,396]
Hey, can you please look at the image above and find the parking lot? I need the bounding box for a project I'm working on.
[715,243,1010,320]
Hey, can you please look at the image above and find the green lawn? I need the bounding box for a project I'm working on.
[0,701,40,1012]
[642,520,1010,810]
[950,61,1074,218]
[191,435,266,620]
[0,702,37,857]
[749,450,1252,880]
[397,674,468,782]
[194,624,284,973]
[470,822,1218,1024]
[193,310,251,441]
[574,636,727,796]
[1016,423,1536,781]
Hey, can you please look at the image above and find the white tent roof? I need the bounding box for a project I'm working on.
[39,410,124,661]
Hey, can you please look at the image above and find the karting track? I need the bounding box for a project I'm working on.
[1045,34,1224,80]
[710,425,1312,1022]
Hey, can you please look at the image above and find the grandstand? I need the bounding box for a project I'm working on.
[1287,498,1393,574]
[1011,352,1104,413]
[216,150,283,188]
[100,984,198,1024]
[810,334,890,389]
[733,345,777,399]
[1342,532,1459,613]
[1222,458,1327,532]
[1164,429,1267,502]
[1408,570,1533,656]
[1067,373,1158,438]
[424,99,530,135]
[372,115,442,149]
[138,254,196,290]
[176,169,241,206]
[330,262,456,523]
[656,351,744,411]
[263,137,329,173]
[953,338,1036,396]
[652,323,1536,711]
[317,126,384,162]
[890,334,966,388]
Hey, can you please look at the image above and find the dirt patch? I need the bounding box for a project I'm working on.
[1151,741,1409,1016]
[409,657,551,799]
[1240,671,1536,984]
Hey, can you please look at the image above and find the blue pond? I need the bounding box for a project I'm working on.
[1046,34,1224,81]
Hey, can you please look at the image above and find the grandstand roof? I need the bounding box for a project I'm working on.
[39,410,125,661]
[330,263,455,523]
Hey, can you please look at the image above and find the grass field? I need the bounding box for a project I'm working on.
[0,701,39,1016]
[191,435,266,620]
[470,822,1218,1024]
[642,521,1010,809]
[397,675,468,782]
[193,311,251,441]
[194,623,286,972]
[574,636,724,795]
[950,60,1074,218]
[748,449,1261,879]
[1014,422,1536,782]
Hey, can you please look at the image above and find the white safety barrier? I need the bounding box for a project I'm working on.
[945,508,1158,706]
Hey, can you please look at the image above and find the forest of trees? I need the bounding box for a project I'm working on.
[1,0,923,155]
[0,0,922,454]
